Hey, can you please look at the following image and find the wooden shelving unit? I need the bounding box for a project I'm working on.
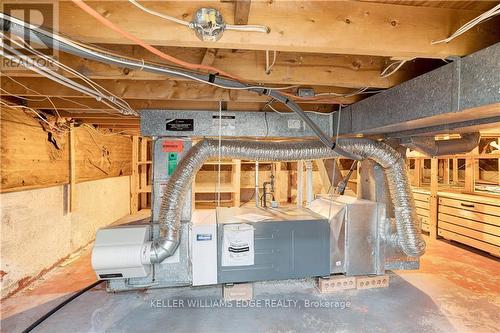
[408,135,500,256]
[130,136,152,214]
[193,159,241,208]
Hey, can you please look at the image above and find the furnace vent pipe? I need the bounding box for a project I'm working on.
[150,139,426,263]
[402,133,480,157]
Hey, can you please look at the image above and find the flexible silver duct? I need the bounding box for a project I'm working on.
[150,138,426,263]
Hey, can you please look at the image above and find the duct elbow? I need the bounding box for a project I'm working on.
[150,238,179,264]
[402,132,480,157]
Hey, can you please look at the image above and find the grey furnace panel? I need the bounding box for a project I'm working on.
[216,207,330,284]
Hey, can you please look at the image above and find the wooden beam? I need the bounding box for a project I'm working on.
[1,77,360,104]
[0,106,70,193]
[443,158,450,185]
[234,0,251,25]
[429,157,439,239]
[22,98,336,114]
[73,126,133,182]
[452,158,459,184]
[69,123,76,212]
[55,1,500,58]
[76,118,139,126]
[200,48,218,66]
[2,45,414,88]
[414,158,422,187]
[131,136,139,214]
[139,138,148,209]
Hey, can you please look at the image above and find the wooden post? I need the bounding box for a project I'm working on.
[443,158,450,185]
[464,157,474,193]
[274,162,283,203]
[429,157,439,239]
[130,136,139,214]
[414,158,422,187]
[233,159,241,207]
[140,138,148,209]
[452,158,459,184]
[316,159,332,193]
[69,123,76,212]
[355,161,361,196]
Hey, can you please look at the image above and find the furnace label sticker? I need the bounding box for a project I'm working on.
[165,119,194,131]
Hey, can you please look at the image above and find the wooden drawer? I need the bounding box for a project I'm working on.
[439,213,500,236]
[416,207,430,218]
[439,205,500,226]
[438,197,500,217]
[438,229,499,257]
[413,189,431,233]
[415,200,430,210]
[413,192,430,203]
[438,193,500,257]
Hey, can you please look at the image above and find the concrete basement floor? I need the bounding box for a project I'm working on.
[1,211,499,333]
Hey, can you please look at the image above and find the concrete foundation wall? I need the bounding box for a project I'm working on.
[0,176,130,298]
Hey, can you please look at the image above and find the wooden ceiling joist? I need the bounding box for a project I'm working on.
[0,77,362,104]
[233,0,252,26]
[57,1,500,59]
[21,98,335,114]
[2,46,412,89]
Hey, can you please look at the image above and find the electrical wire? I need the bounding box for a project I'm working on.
[265,50,277,74]
[21,280,104,333]
[380,60,408,78]
[1,42,136,116]
[1,49,134,116]
[314,87,385,97]
[11,34,135,114]
[72,0,241,80]
[265,100,335,116]
[432,4,500,44]
[128,0,269,34]
[2,33,136,115]
[0,13,304,92]
[128,0,190,26]
[1,74,95,110]
[1,12,345,152]
[0,100,70,133]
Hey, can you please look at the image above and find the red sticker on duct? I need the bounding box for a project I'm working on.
[162,141,183,152]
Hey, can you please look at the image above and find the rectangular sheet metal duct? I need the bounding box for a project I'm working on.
[337,42,500,137]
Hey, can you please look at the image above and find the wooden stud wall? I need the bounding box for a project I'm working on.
[0,108,132,193]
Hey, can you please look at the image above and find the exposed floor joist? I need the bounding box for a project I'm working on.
[1,46,417,88]
[58,1,500,58]
[20,99,334,114]
[0,77,362,104]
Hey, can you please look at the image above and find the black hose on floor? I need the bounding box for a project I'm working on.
[22,280,104,333]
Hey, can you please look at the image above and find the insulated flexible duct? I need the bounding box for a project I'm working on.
[150,139,426,263]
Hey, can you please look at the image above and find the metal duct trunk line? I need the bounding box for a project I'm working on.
[150,139,426,263]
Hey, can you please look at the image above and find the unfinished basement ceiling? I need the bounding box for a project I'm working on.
[1,0,499,135]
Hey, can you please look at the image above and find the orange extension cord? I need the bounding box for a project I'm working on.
[71,0,241,81]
